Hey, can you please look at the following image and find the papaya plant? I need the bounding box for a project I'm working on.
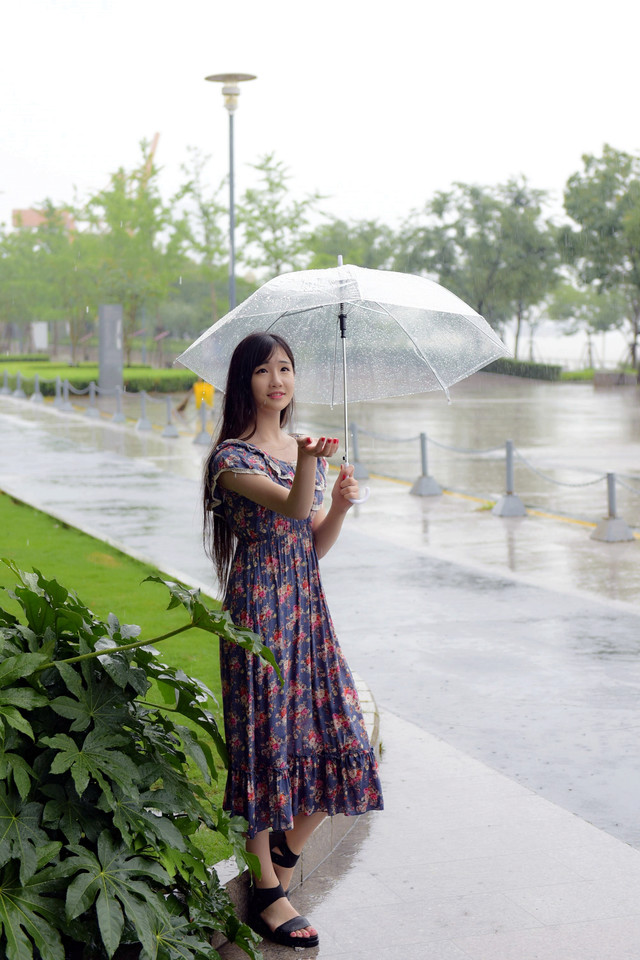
[0,560,276,960]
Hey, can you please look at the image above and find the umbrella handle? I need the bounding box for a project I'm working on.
[349,486,371,505]
[342,460,370,504]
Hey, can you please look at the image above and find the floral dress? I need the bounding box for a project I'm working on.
[209,439,383,838]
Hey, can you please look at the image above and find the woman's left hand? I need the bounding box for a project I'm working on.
[331,463,359,510]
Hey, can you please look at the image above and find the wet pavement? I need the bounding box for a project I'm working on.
[2,391,640,958]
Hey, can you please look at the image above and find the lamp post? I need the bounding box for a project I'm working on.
[205,72,256,312]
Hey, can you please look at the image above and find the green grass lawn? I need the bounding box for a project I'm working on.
[0,491,233,864]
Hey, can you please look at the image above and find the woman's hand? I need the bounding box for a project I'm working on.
[296,436,340,459]
[331,463,359,510]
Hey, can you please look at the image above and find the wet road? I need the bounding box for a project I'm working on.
[1,390,639,850]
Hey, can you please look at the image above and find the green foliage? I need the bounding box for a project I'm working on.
[396,178,559,349]
[0,561,268,960]
[560,368,595,381]
[237,153,323,277]
[0,365,198,396]
[305,218,397,270]
[0,354,49,363]
[83,140,190,364]
[484,357,562,380]
[561,144,640,367]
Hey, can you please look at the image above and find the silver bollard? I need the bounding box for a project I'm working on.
[86,381,100,418]
[112,386,127,423]
[591,473,635,542]
[193,402,211,445]
[31,373,44,403]
[1,370,11,395]
[161,396,179,438]
[410,432,442,496]
[349,422,369,479]
[12,372,26,399]
[492,439,527,517]
[61,379,74,412]
[136,391,152,431]
[53,376,63,408]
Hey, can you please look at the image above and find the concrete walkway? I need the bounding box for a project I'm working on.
[2,396,640,959]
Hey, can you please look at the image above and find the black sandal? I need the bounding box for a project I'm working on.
[250,882,319,949]
[269,830,301,870]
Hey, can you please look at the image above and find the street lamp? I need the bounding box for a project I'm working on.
[205,72,256,312]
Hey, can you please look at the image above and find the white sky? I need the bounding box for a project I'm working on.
[2,0,638,364]
[3,0,639,231]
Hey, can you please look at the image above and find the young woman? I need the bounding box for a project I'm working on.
[203,331,383,948]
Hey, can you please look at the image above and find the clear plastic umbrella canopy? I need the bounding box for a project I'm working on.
[176,265,509,405]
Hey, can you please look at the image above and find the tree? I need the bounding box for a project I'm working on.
[32,202,101,362]
[85,140,189,363]
[176,147,228,323]
[561,144,640,369]
[547,280,627,368]
[0,222,47,351]
[396,178,558,354]
[305,217,397,270]
[237,153,323,277]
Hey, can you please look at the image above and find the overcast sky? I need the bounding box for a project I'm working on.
[2,0,638,364]
[3,0,639,232]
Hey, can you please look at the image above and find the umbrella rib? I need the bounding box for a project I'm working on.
[372,301,451,395]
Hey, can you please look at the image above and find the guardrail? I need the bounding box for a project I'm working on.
[350,422,638,543]
[2,368,638,543]
[1,369,215,447]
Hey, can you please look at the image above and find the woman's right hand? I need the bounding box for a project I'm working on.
[296,436,340,459]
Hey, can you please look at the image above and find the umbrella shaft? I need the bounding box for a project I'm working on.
[342,332,349,465]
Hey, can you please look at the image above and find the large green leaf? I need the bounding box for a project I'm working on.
[0,785,48,884]
[0,653,50,688]
[40,730,139,801]
[65,831,171,957]
[0,752,36,800]
[48,666,130,733]
[0,861,65,960]
[144,577,281,678]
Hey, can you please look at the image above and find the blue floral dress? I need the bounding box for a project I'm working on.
[209,439,383,838]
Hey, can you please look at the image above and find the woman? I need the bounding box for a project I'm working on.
[203,331,383,948]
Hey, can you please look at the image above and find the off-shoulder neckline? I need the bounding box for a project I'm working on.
[221,437,297,466]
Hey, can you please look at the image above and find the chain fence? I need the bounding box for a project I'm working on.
[2,366,639,541]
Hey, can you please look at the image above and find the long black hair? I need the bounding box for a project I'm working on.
[203,331,296,592]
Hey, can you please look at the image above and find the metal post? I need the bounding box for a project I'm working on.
[506,438,515,494]
[86,381,100,418]
[492,439,526,517]
[113,386,127,423]
[61,379,73,412]
[161,396,179,438]
[136,391,152,431]
[349,422,369,479]
[193,402,211,445]
[591,473,635,542]
[1,370,11,395]
[31,373,44,403]
[53,376,63,408]
[410,432,441,496]
[12,372,26,399]
[228,110,236,311]
[606,472,617,518]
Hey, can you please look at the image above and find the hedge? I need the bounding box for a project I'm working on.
[1,365,199,396]
[484,357,563,381]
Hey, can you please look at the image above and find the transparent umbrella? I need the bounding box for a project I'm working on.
[176,263,509,465]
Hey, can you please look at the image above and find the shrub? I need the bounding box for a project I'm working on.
[0,562,277,960]
[0,367,199,397]
[483,358,562,381]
